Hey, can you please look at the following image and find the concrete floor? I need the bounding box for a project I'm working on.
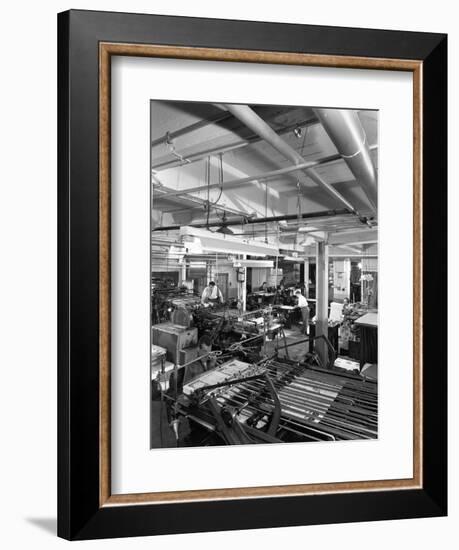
[264,326,310,361]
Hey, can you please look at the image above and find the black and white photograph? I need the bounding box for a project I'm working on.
[150,101,379,448]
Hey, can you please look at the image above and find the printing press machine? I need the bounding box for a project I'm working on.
[151,285,201,325]
[191,306,282,350]
[246,292,276,311]
[171,355,378,446]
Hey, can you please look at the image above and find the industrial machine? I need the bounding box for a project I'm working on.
[151,284,200,325]
[152,322,198,364]
[172,356,378,446]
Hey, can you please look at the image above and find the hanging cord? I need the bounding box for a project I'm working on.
[341,131,366,159]
[300,125,308,156]
[205,154,225,230]
[211,153,224,216]
[165,131,191,164]
[219,152,223,197]
[275,223,280,295]
[297,180,301,234]
[265,182,268,244]
[295,179,302,247]
[206,155,211,228]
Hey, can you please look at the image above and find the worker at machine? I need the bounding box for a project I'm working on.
[201,281,223,306]
[183,335,217,384]
[342,297,352,314]
[294,288,310,335]
[259,281,268,292]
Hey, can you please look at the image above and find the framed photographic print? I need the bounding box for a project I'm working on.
[57,9,447,540]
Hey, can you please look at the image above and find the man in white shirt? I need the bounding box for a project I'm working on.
[294,289,309,335]
[201,281,223,306]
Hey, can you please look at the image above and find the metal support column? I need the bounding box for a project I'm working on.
[316,240,329,367]
[241,254,247,312]
[303,258,310,298]
[344,257,351,300]
[179,262,187,285]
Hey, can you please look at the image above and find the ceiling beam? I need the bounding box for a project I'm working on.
[151,111,232,147]
[337,244,362,254]
[154,154,343,199]
[328,228,378,245]
[153,188,250,217]
[151,117,320,171]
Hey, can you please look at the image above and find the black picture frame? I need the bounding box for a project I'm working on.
[58,9,447,540]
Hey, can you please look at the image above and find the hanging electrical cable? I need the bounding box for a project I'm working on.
[295,179,302,249]
[205,153,226,229]
[276,223,280,286]
[265,181,268,244]
[206,155,210,228]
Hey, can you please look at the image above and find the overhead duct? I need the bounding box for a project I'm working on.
[223,104,362,216]
[224,104,305,166]
[313,108,377,211]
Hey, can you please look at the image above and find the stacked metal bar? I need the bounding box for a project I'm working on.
[205,359,378,442]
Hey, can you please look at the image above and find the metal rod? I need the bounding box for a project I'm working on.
[153,188,249,217]
[152,208,352,231]
[154,155,343,198]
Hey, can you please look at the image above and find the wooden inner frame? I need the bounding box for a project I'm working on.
[99,42,423,507]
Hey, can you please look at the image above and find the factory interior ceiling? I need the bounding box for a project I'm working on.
[151,101,378,258]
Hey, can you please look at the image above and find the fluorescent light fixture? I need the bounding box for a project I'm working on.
[298,226,318,232]
[233,260,274,268]
[180,226,279,256]
[282,255,303,262]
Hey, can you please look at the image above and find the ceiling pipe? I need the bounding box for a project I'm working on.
[312,108,377,211]
[224,104,304,165]
[153,208,352,231]
[223,104,370,221]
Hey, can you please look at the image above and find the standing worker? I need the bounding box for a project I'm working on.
[294,288,310,335]
[201,280,223,306]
